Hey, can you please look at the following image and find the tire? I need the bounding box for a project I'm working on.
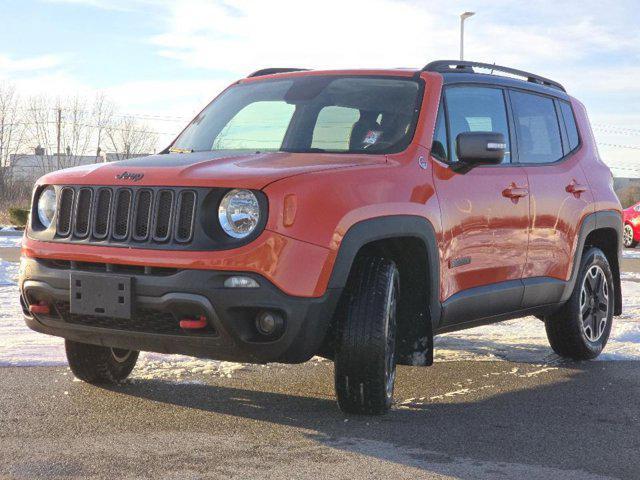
[623,224,637,248]
[334,256,399,415]
[65,340,139,384]
[544,247,614,360]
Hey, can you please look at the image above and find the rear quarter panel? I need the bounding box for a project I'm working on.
[572,98,621,215]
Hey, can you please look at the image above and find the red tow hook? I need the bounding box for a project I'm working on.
[29,301,51,315]
[179,315,208,330]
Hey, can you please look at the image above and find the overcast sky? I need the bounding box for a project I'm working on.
[1,0,638,173]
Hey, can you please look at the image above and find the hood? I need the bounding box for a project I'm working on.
[38,151,384,189]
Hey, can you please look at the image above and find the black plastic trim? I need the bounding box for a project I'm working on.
[247,68,309,78]
[440,279,524,327]
[327,215,441,331]
[424,60,565,91]
[560,210,622,315]
[20,258,341,363]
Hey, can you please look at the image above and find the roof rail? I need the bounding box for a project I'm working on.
[247,68,309,78]
[421,60,565,92]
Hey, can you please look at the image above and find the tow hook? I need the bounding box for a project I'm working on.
[29,301,51,315]
[179,315,208,330]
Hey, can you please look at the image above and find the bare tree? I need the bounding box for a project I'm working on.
[104,116,157,161]
[23,95,101,174]
[0,82,27,168]
[92,93,114,162]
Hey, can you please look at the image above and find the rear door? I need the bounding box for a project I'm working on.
[510,90,594,307]
[432,85,530,326]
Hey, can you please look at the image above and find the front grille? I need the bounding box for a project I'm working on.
[57,188,74,236]
[93,189,112,239]
[55,302,217,336]
[54,186,198,246]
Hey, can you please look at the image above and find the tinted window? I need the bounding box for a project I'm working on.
[560,101,579,151]
[431,106,448,161]
[213,101,294,150]
[312,106,360,151]
[511,91,563,163]
[172,76,421,155]
[444,87,510,163]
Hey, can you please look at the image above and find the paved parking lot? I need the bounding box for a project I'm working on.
[1,360,639,480]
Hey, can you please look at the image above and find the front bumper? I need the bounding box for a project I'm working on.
[19,257,341,363]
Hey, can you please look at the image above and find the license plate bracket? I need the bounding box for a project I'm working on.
[70,272,132,319]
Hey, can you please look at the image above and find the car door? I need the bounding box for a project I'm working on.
[510,91,595,307]
[432,85,530,326]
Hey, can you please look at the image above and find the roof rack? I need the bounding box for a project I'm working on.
[421,60,565,92]
[247,68,309,78]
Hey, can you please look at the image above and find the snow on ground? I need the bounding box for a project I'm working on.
[0,259,639,380]
[0,235,22,248]
[623,248,640,259]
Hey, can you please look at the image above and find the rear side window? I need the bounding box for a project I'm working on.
[444,86,511,163]
[510,91,563,164]
[559,101,579,151]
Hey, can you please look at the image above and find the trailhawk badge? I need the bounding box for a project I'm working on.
[115,171,144,181]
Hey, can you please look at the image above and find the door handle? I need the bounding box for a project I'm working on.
[502,184,529,199]
[566,181,588,195]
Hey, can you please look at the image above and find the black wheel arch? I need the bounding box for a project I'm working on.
[562,210,622,316]
[327,216,441,365]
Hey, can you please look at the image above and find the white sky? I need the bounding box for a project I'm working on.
[1,0,639,174]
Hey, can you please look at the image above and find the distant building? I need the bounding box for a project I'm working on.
[6,148,151,185]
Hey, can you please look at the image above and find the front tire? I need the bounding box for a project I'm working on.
[545,248,614,360]
[65,340,139,384]
[334,256,399,415]
[623,224,637,248]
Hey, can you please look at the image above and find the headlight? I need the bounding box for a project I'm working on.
[218,189,260,238]
[37,186,56,228]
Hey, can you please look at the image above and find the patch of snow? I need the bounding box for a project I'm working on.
[0,258,639,371]
[623,248,640,259]
[0,235,22,248]
[0,260,19,286]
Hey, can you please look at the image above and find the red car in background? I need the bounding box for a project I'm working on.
[623,202,640,248]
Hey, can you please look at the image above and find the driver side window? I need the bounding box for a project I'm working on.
[444,86,511,163]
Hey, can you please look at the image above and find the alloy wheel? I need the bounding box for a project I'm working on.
[580,265,609,342]
[623,224,634,248]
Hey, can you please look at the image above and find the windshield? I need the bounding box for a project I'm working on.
[170,76,422,155]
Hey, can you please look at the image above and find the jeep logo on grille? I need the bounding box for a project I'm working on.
[116,171,144,182]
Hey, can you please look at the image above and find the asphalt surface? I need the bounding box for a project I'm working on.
[1,360,639,480]
[1,246,640,479]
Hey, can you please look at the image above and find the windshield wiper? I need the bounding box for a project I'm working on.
[281,147,327,153]
[168,147,194,154]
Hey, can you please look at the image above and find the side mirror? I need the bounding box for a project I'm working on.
[456,132,506,165]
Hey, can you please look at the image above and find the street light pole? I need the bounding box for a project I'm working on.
[460,11,475,60]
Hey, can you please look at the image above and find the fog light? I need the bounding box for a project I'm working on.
[255,311,284,336]
[224,276,259,288]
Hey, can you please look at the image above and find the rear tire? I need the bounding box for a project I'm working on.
[65,340,139,384]
[334,256,399,415]
[544,247,614,360]
[623,224,637,248]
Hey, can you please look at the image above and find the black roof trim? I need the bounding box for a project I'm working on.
[247,68,309,78]
[421,60,565,92]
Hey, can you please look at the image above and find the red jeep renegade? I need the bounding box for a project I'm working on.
[20,61,622,414]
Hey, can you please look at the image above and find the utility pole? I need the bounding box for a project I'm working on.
[460,11,475,60]
[56,107,62,169]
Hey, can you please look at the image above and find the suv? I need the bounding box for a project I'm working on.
[20,60,622,415]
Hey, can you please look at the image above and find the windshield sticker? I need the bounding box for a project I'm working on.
[363,130,382,145]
